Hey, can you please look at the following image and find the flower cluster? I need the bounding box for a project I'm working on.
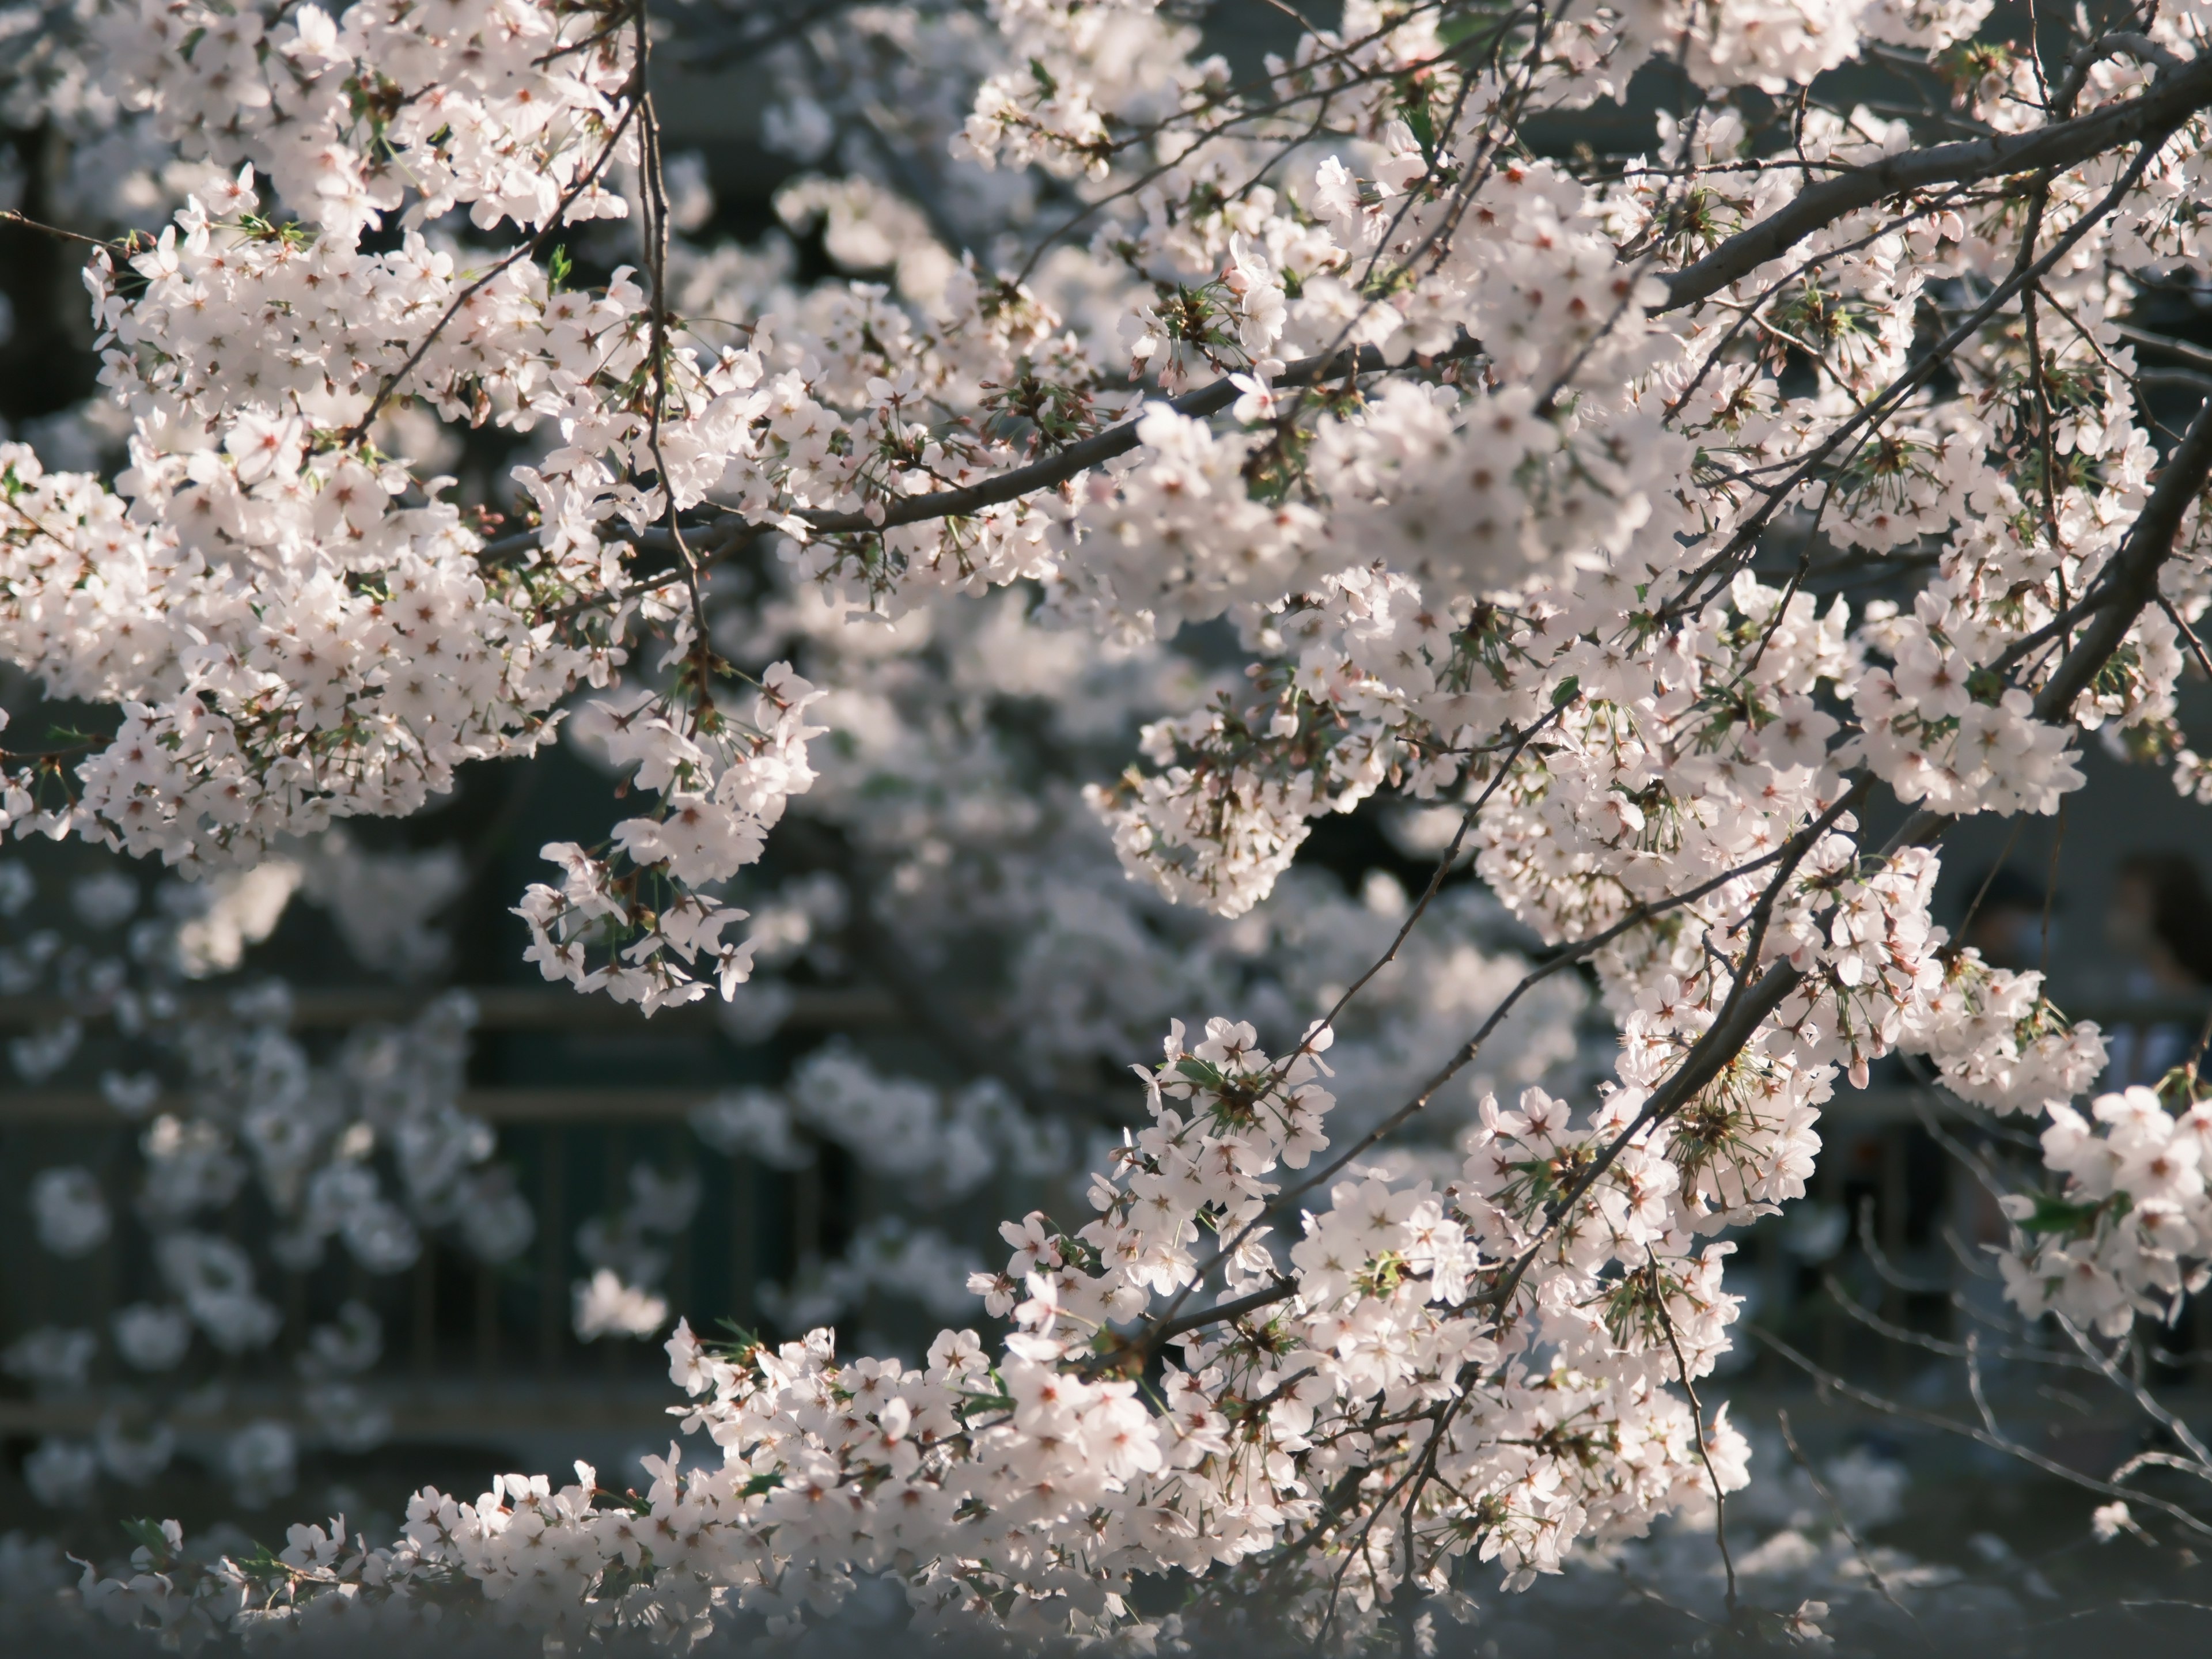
[1999,1084,2212,1337]
[2,0,2212,1642]
[50,1010,1762,1645]
[516,664,827,1012]
[1907,950,2109,1117]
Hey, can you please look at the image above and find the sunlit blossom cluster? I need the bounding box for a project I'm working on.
[3,0,2212,1645]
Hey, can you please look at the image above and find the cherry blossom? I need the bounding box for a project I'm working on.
[2,0,2212,1644]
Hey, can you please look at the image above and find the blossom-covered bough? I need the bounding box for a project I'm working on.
[9,0,2212,1647]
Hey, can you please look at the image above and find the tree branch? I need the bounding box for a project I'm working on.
[2033,391,2212,721]
[1661,51,2212,312]
[790,340,1479,538]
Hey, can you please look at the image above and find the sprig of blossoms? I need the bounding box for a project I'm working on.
[515,664,827,1012]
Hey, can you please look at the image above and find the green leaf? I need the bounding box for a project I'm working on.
[1551,675,1581,707]
[706,1317,764,1359]
[230,1543,289,1582]
[1402,97,1437,161]
[2018,1191,2108,1238]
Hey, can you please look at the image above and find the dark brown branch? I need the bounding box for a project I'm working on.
[1775,1409,1921,1629]
[1151,1279,1296,1347]
[2035,392,2212,720]
[1475,774,1875,1319]
[791,340,1479,538]
[1649,1249,1737,1616]
[1634,494,2205,1172]
[474,342,1479,575]
[1081,1277,1298,1380]
[2119,322,2212,374]
[0,208,125,250]
[1660,51,2212,312]
[1660,142,2164,627]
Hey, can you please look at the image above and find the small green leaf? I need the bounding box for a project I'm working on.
[1551,675,1581,707]
[1402,99,1437,161]
[2018,1192,2108,1239]
[230,1543,289,1582]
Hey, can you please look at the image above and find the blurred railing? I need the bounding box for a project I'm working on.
[0,1117,802,1440]
[5,991,2209,1452]
[0,984,899,1451]
[0,983,900,1039]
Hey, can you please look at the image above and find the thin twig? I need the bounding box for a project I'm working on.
[1649,1249,1737,1617]
[1777,1408,1922,1632]
[0,207,124,249]
[1750,1327,2212,1539]
[339,93,639,446]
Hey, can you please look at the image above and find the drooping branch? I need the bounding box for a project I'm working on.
[1603,399,2212,1233]
[473,340,1478,573]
